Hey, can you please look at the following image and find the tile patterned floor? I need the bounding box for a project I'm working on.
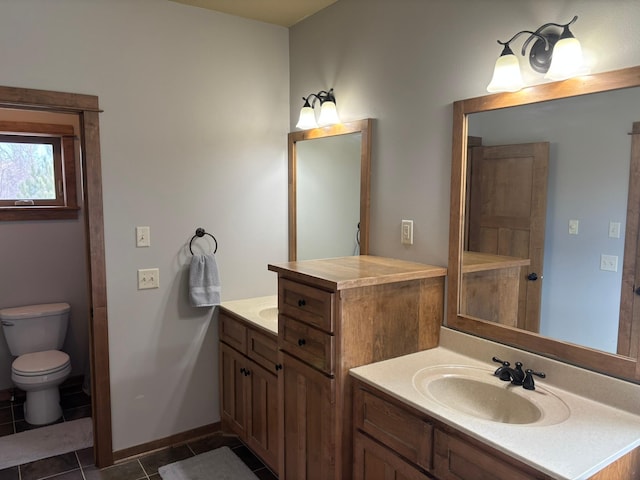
[0,378,277,479]
[0,432,277,480]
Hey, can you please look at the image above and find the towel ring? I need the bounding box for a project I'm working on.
[189,227,218,255]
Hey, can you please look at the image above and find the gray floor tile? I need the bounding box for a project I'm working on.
[82,460,147,480]
[20,452,79,480]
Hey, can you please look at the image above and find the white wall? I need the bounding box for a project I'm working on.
[290,0,640,267]
[0,0,288,451]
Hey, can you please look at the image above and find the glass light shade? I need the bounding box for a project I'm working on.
[318,101,340,126]
[296,106,318,129]
[487,53,524,93]
[544,37,589,80]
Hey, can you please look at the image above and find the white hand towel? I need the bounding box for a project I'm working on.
[189,253,221,307]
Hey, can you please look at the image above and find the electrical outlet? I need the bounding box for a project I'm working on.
[600,255,618,272]
[138,268,159,289]
[136,226,151,247]
[401,219,414,245]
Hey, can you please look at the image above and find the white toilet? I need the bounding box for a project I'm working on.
[0,302,72,425]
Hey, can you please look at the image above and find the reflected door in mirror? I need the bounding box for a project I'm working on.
[466,141,549,332]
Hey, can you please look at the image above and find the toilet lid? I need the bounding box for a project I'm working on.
[12,350,70,376]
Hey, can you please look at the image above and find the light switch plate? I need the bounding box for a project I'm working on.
[136,226,151,247]
[568,219,579,235]
[401,219,414,245]
[609,221,621,239]
[138,268,159,289]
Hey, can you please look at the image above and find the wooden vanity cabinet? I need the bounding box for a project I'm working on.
[219,310,279,474]
[269,256,447,480]
[352,379,554,480]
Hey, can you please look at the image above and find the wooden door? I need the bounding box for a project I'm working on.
[281,352,336,480]
[619,121,640,358]
[219,343,247,437]
[467,142,549,333]
[246,361,279,474]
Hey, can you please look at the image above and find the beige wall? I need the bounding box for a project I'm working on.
[290,0,640,266]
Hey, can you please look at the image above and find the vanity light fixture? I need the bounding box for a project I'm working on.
[487,15,589,93]
[295,88,341,129]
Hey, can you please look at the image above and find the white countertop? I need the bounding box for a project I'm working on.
[350,328,640,480]
[220,295,278,335]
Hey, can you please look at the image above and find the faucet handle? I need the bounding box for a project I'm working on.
[523,369,546,390]
[491,356,511,379]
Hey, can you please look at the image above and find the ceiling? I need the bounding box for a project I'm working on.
[170,0,338,27]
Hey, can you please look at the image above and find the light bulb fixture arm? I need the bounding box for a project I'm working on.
[302,88,336,108]
[496,30,549,56]
[521,15,578,55]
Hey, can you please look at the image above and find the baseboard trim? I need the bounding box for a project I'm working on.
[112,422,221,463]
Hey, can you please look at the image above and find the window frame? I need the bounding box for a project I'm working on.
[0,121,78,220]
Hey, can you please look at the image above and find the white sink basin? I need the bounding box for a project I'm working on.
[412,365,570,426]
[259,307,278,322]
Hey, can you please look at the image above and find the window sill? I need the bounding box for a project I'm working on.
[0,206,81,221]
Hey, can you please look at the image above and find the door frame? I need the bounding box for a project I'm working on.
[619,121,640,358]
[0,85,113,467]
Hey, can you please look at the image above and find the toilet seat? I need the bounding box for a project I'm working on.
[12,350,70,377]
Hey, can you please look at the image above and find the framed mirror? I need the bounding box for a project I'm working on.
[448,66,640,382]
[288,119,372,261]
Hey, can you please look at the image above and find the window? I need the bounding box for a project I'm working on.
[0,121,78,220]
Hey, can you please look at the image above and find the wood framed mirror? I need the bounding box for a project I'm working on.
[288,118,372,261]
[448,66,640,382]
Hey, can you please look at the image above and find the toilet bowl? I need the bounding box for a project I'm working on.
[0,302,72,425]
[12,350,71,425]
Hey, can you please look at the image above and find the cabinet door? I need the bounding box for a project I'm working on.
[281,352,336,480]
[434,430,541,480]
[220,343,247,437]
[354,431,432,480]
[246,361,279,475]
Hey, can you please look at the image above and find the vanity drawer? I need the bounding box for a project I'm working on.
[219,313,247,354]
[434,429,538,480]
[354,387,433,471]
[247,328,279,373]
[279,278,334,333]
[279,314,334,374]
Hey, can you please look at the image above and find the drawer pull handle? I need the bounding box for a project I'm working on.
[275,364,283,371]
[298,338,306,346]
[240,367,246,375]
[244,369,251,377]
[298,299,306,307]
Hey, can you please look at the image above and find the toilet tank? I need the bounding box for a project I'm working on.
[0,303,70,356]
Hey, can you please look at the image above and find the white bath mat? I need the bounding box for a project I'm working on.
[0,417,93,469]
[159,446,259,480]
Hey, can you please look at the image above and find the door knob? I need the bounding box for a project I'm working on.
[527,272,538,281]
